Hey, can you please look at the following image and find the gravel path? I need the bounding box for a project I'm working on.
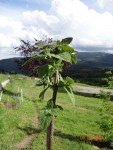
[74,84,113,95]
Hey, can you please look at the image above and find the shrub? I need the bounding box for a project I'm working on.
[0,106,4,133]
[101,78,109,86]
[99,91,113,147]
[98,90,111,100]
[108,81,113,89]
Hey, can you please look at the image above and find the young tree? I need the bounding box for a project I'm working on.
[26,37,77,150]
[15,38,71,77]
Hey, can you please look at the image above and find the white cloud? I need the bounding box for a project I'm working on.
[23,10,59,26]
[24,0,51,4]
[22,0,113,51]
[0,16,22,47]
[97,0,113,8]
[96,0,113,14]
[0,53,20,60]
[49,0,113,50]
[1,0,113,57]
[97,0,105,8]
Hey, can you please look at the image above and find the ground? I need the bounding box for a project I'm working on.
[0,74,113,150]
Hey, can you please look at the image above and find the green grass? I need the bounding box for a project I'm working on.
[75,82,99,87]
[30,93,103,150]
[0,73,9,82]
[0,74,107,150]
[75,82,113,90]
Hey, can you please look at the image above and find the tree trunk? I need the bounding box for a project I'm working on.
[52,83,58,107]
[52,70,59,106]
[46,84,58,150]
[46,71,59,150]
[46,116,54,150]
[42,85,46,100]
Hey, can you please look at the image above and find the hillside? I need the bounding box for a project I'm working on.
[76,52,113,69]
[0,52,113,74]
[67,52,113,85]
[0,57,25,74]
[0,74,107,150]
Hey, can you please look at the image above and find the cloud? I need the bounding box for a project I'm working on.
[24,0,51,4]
[97,0,113,8]
[23,10,59,27]
[97,0,105,8]
[21,0,113,51]
[0,15,24,51]
[96,0,113,13]
[0,0,113,57]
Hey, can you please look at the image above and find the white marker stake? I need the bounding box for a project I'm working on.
[21,89,23,102]
[0,91,3,101]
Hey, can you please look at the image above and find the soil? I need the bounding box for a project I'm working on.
[14,99,39,149]
[4,102,16,109]
[14,113,39,149]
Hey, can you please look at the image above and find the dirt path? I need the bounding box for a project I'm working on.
[14,133,37,149]
[74,84,113,96]
[1,79,10,87]
[14,101,39,149]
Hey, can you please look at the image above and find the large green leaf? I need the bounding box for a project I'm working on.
[47,99,53,109]
[36,79,47,86]
[62,45,75,53]
[38,65,52,78]
[39,85,50,98]
[47,52,71,63]
[66,77,74,85]
[58,80,65,87]
[47,53,61,60]
[56,105,63,110]
[61,37,73,45]
[59,74,64,82]
[64,86,75,105]
[41,115,51,130]
[71,54,77,63]
[59,52,71,62]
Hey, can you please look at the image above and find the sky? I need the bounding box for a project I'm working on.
[0,0,113,59]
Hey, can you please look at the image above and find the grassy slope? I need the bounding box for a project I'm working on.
[31,94,103,150]
[0,74,104,150]
[0,74,9,82]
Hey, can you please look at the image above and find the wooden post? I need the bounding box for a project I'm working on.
[0,91,3,101]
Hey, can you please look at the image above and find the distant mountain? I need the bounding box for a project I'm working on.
[0,57,25,73]
[67,52,113,85]
[0,53,19,61]
[75,52,113,69]
[0,52,113,74]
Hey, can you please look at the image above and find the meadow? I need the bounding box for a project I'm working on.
[0,74,111,150]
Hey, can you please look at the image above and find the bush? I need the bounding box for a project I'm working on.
[108,76,113,81]
[98,90,111,100]
[100,116,113,147]
[0,106,4,134]
[101,78,109,86]
[99,91,113,147]
[108,81,113,89]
